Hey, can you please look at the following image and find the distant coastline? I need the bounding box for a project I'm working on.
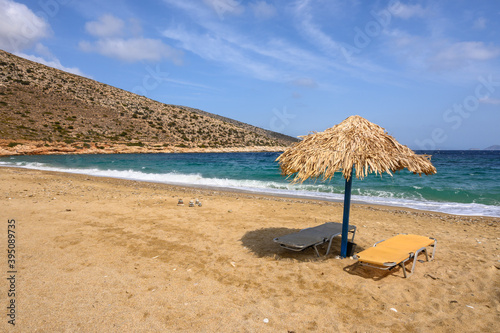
[469,145,500,150]
[3,139,499,157]
[0,139,287,157]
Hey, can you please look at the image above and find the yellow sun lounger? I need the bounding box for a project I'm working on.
[354,234,436,278]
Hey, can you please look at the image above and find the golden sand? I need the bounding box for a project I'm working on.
[0,167,498,332]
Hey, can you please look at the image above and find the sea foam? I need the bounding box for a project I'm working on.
[2,161,499,217]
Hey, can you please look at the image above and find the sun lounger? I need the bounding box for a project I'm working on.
[354,234,436,278]
[273,222,356,257]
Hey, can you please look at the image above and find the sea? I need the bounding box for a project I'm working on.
[0,150,499,217]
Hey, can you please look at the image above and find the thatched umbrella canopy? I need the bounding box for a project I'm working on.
[276,115,436,257]
[278,115,436,182]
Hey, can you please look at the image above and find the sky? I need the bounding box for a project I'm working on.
[1,0,499,150]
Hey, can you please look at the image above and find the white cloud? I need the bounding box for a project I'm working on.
[479,97,500,105]
[85,14,125,37]
[80,37,183,64]
[290,77,317,88]
[429,41,500,70]
[473,17,487,30]
[389,2,428,19]
[163,0,206,17]
[291,0,389,77]
[163,26,280,81]
[15,52,86,77]
[81,14,183,64]
[202,0,244,20]
[128,18,143,36]
[0,1,86,79]
[34,42,53,58]
[0,0,51,52]
[162,21,343,84]
[293,4,342,57]
[383,26,500,75]
[161,1,353,89]
[251,1,276,19]
[444,42,499,61]
[161,77,217,91]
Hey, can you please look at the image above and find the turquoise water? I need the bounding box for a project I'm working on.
[1,150,499,217]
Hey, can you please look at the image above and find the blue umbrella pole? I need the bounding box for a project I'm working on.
[340,170,354,258]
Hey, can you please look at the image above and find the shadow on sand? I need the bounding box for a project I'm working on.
[241,227,406,279]
[240,227,361,262]
[343,258,416,280]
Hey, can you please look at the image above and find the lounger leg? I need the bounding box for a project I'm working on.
[416,247,432,263]
[421,248,429,262]
[408,248,430,278]
[400,262,408,278]
[313,245,321,257]
[407,257,418,278]
[430,238,437,261]
[325,236,335,256]
[325,228,355,256]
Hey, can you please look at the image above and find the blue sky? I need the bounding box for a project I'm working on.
[1,0,499,149]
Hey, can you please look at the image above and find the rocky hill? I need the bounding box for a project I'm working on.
[0,49,298,156]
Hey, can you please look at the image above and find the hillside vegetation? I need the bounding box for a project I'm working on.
[0,50,298,155]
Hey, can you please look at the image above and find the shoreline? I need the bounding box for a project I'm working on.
[2,144,498,218]
[2,166,498,223]
[1,162,499,218]
[1,166,498,331]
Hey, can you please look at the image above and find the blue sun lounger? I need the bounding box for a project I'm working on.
[273,222,356,257]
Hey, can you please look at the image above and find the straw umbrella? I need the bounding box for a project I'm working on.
[276,115,436,257]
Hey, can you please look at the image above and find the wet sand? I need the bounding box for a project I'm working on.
[1,167,498,332]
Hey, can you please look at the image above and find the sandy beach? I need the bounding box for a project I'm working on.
[1,167,498,332]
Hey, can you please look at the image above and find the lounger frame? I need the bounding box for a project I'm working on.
[354,235,437,278]
[273,222,356,257]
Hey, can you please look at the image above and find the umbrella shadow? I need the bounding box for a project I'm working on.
[240,227,349,261]
[240,227,301,259]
